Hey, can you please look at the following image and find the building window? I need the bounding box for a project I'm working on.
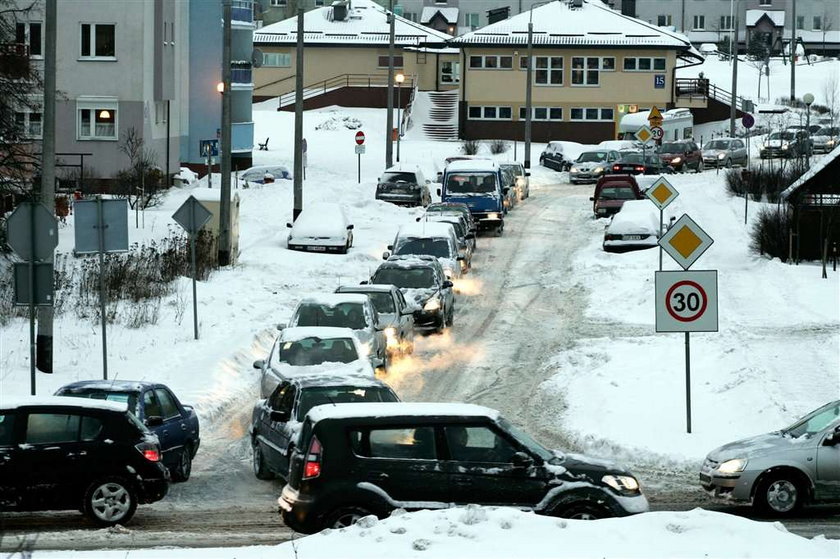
[467,106,512,120]
[657,14,672,27]
[377,55,404,68]
[77,104,117,140]
[519,107,562,121]
[15,110,42,139]
[465,13,480,30]
[154,101,168,125]
[263,52,291,67]
[403,12,417,22]
[15,22,42,57]
[80,23,115,58]
[440,60,460,84]
[719,15,734,31]
[813,16,822,30]
[270,0,287,6]
[533,56,563,85]
[468,55,513,69]
[623,57,667,72]
[692,15,705,30]
[796,16,804,30]
[315,0,325,5]
[571,57,604,86]
[570,107,614,121]
[759,0,771,5]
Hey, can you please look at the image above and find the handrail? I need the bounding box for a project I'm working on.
[277,73,416,108]
[674,78,747,112]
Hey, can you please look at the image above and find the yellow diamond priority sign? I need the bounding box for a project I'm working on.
[658,213,714,270]
[646,177,679,210]
[635,125,654,144]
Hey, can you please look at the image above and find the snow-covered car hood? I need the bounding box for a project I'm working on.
[763,140,789,148]
[707,431,807,461]
[401,287,437,309]
[273,360,374,379]
[572,163,605,172]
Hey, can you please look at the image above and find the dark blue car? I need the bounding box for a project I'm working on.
[55,381,200,482]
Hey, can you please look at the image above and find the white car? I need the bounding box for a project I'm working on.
[240,165,291,184]
[603,200,665,252]
[383,221,463,279]
[254,326,374,398]
[287,203,354,254]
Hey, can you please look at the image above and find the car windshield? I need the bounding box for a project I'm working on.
[55,389,139,416]
[366,292,395,314]
[277,337,358,366]
[395,238,453,258]
[446,172,497,194]
[704,140,731,150]
[599,186,638,200]
[372,266,436,289]
[659,143,685,154]
[577,152,609,163]
[296,386,397,420]
[498,417,556,463]
[768,132,794,141]
[294,302,368,329]
[783,401,840,438]
[381,172,417,184]
[817,127,839,136]
[619,154,658,165]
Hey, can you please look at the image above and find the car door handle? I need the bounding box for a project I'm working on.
[0,454,11,461]
[368,472,389,481]
[66,451,87,458]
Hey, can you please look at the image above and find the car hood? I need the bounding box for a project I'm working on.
[401,287,438,308]
[702,149,727,157]
[552,450,632,478]
[707,431,808,461]
[764,140,788,148]
[572,163,605,171]
[273,360,374,378]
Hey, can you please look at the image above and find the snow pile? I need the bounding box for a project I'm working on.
[315,114,363,131]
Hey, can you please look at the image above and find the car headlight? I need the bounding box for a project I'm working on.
[423,297,441,312]
[717,458,747,475]
[718,153,726,159]
[671,157,682,164]
[487,213,499,220]
[827,139,836,146]
[570,167,579,173]
[782,142,790,149]
[593,166,604,174]
[602,474,640,493]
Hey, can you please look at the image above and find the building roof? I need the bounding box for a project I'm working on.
[452,0,697,51]
[781,145,840,201]
[745,10,785,27]
[420,7,459,25]
[255,0,451,47]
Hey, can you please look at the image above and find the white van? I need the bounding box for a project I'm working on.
[618,109,694,143]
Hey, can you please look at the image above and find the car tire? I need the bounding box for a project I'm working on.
[171,445,193,482]
[445,305,454,327]
[83,477,138,526]
[555,501,613,520]
[755,471,805,516]
[323,505,378,530]
[252,441,275,480]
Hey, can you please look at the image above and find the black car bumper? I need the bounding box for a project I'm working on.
[137,476,169,504]
[413,309,444,331]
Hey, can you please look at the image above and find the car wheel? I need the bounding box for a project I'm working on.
[755,472,805,516]
[445,305,454,327]
[252,441,275,480]
[323,505,377,530]
[84,477,138,526]
[556,501,613,520]
[171,445,193,482]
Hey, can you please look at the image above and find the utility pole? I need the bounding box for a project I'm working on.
[790,0,796,102]
[524,14,534,169]
[293,6,304,220]
[385,0,395,169]
[729,12,739,137]
[36,0,57,374]
[218,0,233,266]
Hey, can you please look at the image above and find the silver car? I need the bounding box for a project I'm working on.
[701,138,748,168]
[700,400,840,516]
[811,126,839,154]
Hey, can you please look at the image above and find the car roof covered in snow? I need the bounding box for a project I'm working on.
[279,326,360,342]
[307,402,499,423]
[286,374,394,390]
[444,159,500,173]
[383,163,422,173]
[56,380,160,393]
[397,222,456,239]
[1,396,129,413]
[297,293,370,307]
[380,255,441,270]
[336,284,398,294]
[606,200,660,234]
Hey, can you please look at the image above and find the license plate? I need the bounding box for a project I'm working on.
[624,235,643,241]
[308,246,326,252]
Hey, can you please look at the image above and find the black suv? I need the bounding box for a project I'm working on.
[279,403,648,533]
[0,397,168,525]
[250,375,400,481]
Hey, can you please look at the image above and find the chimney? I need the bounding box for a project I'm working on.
[570,0,583,9]
[487,6,510,24]
[332,1,348,21]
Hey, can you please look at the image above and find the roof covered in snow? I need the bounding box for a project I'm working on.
[453,0,697,51]
[296,293,370,306]
[279,326,360,342]
[307,402,500,423]
[444,159,500,172]
[781,145,840,201]
[421,7,458,24]
[0,396,128,412]
[255,0,451,46]
[397,221,456,239]
[745,10,785,27]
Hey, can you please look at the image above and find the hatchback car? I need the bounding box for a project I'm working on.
[55,381,200,482]
[760,131,809,159]
[658,140,702,172]
[251,376,399,482]
[569,150,621,184]
[0,397,168,526]
[610,152,672,175]
[376,164,432,207]
[384,222,464,280]
[240,165,292,184]
[335,284,416,355]
[811,127,838,154]
[287,203,354,254]
[701,138,748,168]
[700,400,840,516]
[540,141,572,171]
[420,213,475,272]
[278,403,648,533]
[589,175,644,217]
[603,200,666,252]
[499,162,530,200]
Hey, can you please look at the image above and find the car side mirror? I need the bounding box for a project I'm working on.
[253,359,265,370]
[824,432,840,446]
[276,323,286,331]
[465,233,475,240]
[502,187,510,194]
[286,222,293,228]
[270,410,290,423]
[360,280,369,285]
[511,451,534,470]
[525,172,531,177]
[347,224,354,230]
[387,245,393,251]
[145,416,164,428]
[442,280,454,289]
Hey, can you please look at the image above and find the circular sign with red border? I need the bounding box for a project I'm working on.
[665,280,708,322]
[651,126,664,141]
[355,131,365,145]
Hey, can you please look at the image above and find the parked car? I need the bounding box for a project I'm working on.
[250,376,399,482]
[376,164,432,207]
[278,402,649,533]
[384,222,464,280]
[498,164,520,210]
[0,397,169,526]
[589,175,644,218]
[369,256,455,334]
[569,150,621,184]
[701,138,748,168]
[335,284,416,355]
[425,202,477,235]
[286,294,388,373]
[499,161,530,201]
[254,327,374,398]
[420,213,475,272]
[440,160,508,236]
[760,130,809,159]
[700,400,840,516]
[610,152,673,175]
[603,200,667,252]
[287,203,354,254]
[55,381,200,482]
[240,165,292,183]
[658,140,703,172]
[539,141,572,171]
[811,126,839,154]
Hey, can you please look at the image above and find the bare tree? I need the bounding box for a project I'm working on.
[822,69,839,129]
[115,127,162,211]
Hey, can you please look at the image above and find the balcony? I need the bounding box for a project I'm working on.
[231,62,253,89]
[232,121,254,153]
[231,0,254,27]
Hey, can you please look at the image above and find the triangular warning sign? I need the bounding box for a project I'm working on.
[649,106,663,121]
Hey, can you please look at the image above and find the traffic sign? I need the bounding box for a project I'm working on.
[646,177,679,210]
[74,199,129,254]
[355,131,365,145]
[13,262,54,306]
[655,270,718,332]
[658,213,714,270]
[5,202,58,261]
[635,125,654,144]
[173,196,213,235]
[200,139,219,157]
[648,106,664,127]
[741,114,755,129]
[355,144,366,155]
[650,126,664,141]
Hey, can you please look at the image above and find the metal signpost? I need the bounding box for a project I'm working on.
[172,196,213,340]
[201,140,219,188]
[635,125,654,167]
[645,177,679,271]
[5,202,58,395]
[741,114,755,224]
[656,214,716,433]
[302,138,308,180]
[74,198,129,380]
[355,131,366,184]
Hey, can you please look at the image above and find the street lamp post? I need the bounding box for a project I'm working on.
[803,92,814,163]
[396,73,405,163]
[524,1,552,171]
[385,0,396,168]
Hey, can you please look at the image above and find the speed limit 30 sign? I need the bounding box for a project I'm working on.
[655,271,718,332]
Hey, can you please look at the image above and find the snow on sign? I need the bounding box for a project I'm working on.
[658,213,714,270]
[646,176,679,210]
[355,131,365,145]
[655,270,719,332]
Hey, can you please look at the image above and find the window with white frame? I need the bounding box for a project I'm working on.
[15,110,42,138]
[440,60,460,84]
[263,52,291,67]
[692,15,705,30]
[270,0,286,6]
[467,106,512,120]
[377,55,404,68]
[77,100,118,140]
[571,57,606,86]
[719,15,734,31]
[813,16,822,30]
[623,57,666,71]
[80,23,115,58]
[759,0,771,5]
[154,101,168,125]
[570,107,614,121]
[533,56,563,85]
[403,12,417,22]
[657,14,672,27]
[518,106,562,121]
[465,13,480,30]
[468,55,513,69]
[15,22,42,57]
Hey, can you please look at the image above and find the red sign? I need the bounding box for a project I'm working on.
[665,280,708,323]
[355,131,365,145]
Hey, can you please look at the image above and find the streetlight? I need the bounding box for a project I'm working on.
[396,72,405,163]
[524,0,552,170]
[803,92,814,163]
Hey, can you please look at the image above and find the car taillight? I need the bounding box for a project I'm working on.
[136,442,160,462]
[635,166,645,172]
[303,436,322,480]
[612,165,620,171]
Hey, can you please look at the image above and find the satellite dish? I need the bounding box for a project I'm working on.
[252,48,264,68]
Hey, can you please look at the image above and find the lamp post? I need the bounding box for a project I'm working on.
[396,72,405,163]
[385,0,396,168]
[524,1,552,171]
[803,92,814,164]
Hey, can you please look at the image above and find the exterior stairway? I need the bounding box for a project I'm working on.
[405,90,459,141]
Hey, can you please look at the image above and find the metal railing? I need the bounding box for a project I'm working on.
[231,0,253,23]
[278,73,416,108]
[674,78,748,112]
[231,62,252,84]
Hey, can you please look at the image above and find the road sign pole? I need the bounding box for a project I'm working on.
[96,196,109,380]
[358,153,361,184]
[190,205,199,340]
[659,208,664,271]
[206,148,212,189]
[28,203,36,395]
[685,331,692,434]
